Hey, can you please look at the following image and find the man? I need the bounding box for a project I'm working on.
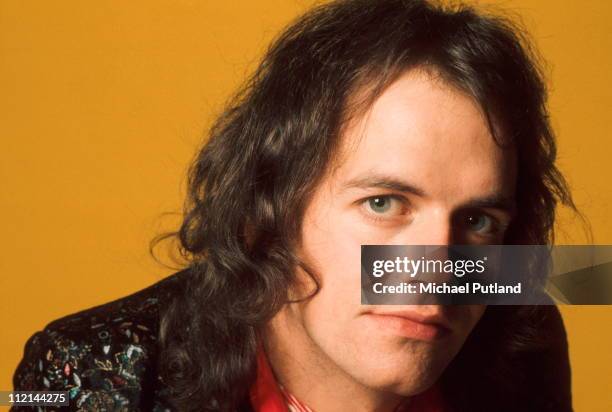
[14,1,573,411]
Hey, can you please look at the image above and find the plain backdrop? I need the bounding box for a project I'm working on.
[1,1,611,410]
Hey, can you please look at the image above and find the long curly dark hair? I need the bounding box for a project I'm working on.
[155,0,578,410]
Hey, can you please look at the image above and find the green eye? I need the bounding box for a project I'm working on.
[465,214,493,233]
[368,197,392,213]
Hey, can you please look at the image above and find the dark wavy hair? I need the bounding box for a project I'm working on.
[155,0,578,410]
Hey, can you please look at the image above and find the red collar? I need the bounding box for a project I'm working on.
[249,347,449,412]
[249,346,288,412]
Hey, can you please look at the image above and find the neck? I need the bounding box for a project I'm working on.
[262,307,409,412]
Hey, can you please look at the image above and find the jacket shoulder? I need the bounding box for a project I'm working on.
[12,268,192,411]
[443,304,572,412]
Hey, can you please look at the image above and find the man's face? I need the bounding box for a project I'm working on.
[282,69,516,395]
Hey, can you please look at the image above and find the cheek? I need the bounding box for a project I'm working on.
[300,199,364,286]
[469,304,486,320]
[300,224,362,305]
[459,304,487,336]
[296,202,366,329]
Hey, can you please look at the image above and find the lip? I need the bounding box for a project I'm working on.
[363,309,451,341]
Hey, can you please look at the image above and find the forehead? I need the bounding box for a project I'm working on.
[330,68,516,201]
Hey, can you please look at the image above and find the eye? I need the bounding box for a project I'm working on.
[367,196,393,214]
[465,213,493,233]
[360,195,409,223]
[461,212,499,235]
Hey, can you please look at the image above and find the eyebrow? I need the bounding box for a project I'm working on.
[341,173,516,213]
[460,195,516,215]
[341,174,426,196]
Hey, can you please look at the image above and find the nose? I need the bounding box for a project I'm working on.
[395,207,454,246]
[391,207,456,305]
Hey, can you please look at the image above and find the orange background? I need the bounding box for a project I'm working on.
[1,1,610,410]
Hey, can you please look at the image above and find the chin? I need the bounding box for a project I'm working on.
[347,349,450,395]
